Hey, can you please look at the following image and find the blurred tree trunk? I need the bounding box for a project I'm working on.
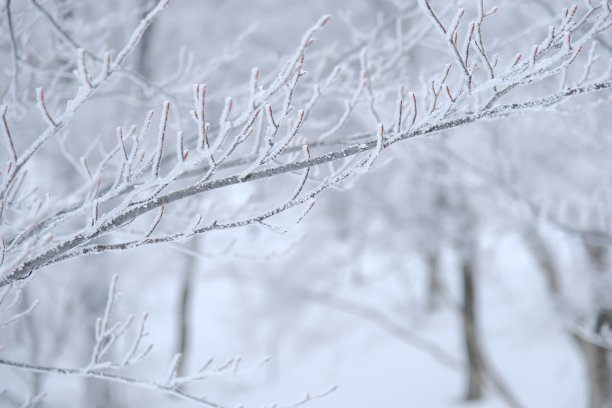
[582,244,612,408]
[22,291,42,397]
[426,249,443,312]
[135,0,156,80]
[448,188,486,401]
[459,251,524,408]
[578,335,612,408]
[175,237,200,376]
[176,269,193,376]
[460,255,484,400]
[527,232,612,408]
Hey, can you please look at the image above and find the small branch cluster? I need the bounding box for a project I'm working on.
[0,285,39,330]
[0,275,332,408]
[87,275,152,371]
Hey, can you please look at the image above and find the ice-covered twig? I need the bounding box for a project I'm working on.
[0,286,38,329]
[35,88,58,128]
[0,357,226,408]
[419,0,472,90]
[0,0,170,202]
[288,386,338,407]
[84,275,151,372]
[0,299,39,329]
[4,0,20,103]
[16,392,47,408]
[0,105,17,164]
[152,101,171,177]
[0,273,274,407]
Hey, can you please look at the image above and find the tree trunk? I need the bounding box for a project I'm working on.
[135,0,156,80]
[577,334,612,408]
[584,244,612,408]
[528,233,612,408]
[426,250,443,312]
[175,237,200,376]
[176,269,193,376]
[22,291,42,396]
[461,257,484,400]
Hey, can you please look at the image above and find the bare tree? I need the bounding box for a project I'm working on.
[0,0,611,406]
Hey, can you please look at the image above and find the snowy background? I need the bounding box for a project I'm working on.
[1,0,611,407]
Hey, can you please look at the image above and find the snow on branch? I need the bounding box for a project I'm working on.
[78,274,271,404]
[0,2,609,297]
[0,286,39,329]
[0,0,169,204]
[0,275,333,408]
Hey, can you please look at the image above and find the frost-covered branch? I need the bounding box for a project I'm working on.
[0,275,285,408]
[0,0,169,202]
[2,77,609,287]
[0,285,38,329]
[0,0,610,307]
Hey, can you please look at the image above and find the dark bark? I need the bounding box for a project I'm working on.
[175,238,199,376]
[22,291,42,396]
[461,258,484,400]
[577,333,612,408]
[175,270,193,376]
[528,232,612,408]
[426,250,443,312]
[583,244,612,408]
[458,244,523,408]
[135,0,156,80]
